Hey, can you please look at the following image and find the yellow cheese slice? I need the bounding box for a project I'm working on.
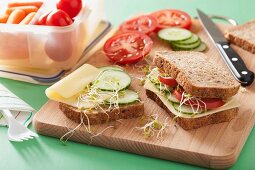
[46,64,101,108]
[144,80,240,118]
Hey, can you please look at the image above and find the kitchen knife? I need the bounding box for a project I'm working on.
[197,9,254,86]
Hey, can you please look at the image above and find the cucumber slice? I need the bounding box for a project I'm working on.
[166,93,179,103]
[155,84,173,93]
[193,42,207,52]
[172,39,201,50]
[158,28,192,42]
[99,66,123,71]
[93,70,131,91]
[176,34,199,45]
[172,103,203,115]
[105,89,139,104]
[147,68,160,85]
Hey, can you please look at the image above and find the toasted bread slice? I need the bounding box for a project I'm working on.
[154,51,240,99]
[59,102,144,125]
[146,89,238,130]
[225,20,255,54]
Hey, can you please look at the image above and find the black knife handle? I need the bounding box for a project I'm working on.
[216,42,254,86]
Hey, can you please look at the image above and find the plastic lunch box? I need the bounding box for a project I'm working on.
[0,0,103,70]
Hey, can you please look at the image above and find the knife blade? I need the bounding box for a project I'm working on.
[197,9,254,86]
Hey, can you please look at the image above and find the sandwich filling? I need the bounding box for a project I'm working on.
[144,68,240,118]
[46,64,140,111]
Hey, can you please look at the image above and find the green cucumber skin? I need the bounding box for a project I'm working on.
[172,102,204,115]
[105,89,139,104]
[94,70,131,91]
[99,66,123,71]
[172,41,207,52]
[166,93,180,103]
[155,84,173,93]
[158,28,192,42]
[174,34,200,45]
[153,81,180,103]
[171,39,201,50]
[158,27,207,52]
[147,68,160,85]
[193,42,207,52]
[172,103,194,115]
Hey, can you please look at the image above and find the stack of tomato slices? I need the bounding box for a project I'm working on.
[103,9,192,65]
[158,74,225,110]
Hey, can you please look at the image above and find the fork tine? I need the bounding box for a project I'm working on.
[25,135,34,139]
[29,131,38,137]
[19,136,29,141]
[8,137,23,142]
[18,132,32,140]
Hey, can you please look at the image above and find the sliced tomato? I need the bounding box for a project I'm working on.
[119,15,158,35]
[103,32,153,64]
[173,89,225,109]
[151,9,192,31]
[158,75,178,87]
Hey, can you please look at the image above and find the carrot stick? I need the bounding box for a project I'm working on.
[7,9,26,24]
[0,14,9,23]
[19,12,36,25]
[6,6,38,15]
[8,1,43,9]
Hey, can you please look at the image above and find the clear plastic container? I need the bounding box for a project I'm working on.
[0,0,103,70]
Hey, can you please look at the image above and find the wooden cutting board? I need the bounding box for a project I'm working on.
[33,20,255,169]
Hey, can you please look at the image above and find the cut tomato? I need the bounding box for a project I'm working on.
[173,89,225,109]
[158,75,178,87]
[151,9,192,31]
[103,32,153,64]
[119,15,158,35]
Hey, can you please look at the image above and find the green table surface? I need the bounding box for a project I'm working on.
[0,0,254,169]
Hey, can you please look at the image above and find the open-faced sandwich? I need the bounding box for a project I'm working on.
[46,64,144,125]
[144,51,240,130]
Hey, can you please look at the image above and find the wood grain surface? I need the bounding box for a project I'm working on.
[33,20,255,169]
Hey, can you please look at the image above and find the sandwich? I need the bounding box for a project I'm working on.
[225,19,255,54]
[46,64,144,125]
[144,51,240,130]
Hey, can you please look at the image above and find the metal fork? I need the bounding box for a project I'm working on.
[2,109,38,142]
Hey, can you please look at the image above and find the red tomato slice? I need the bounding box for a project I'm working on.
[56,0,82,18]
[46,10,73,26]
[158,75,178,87]
[173,89,225,109]
[119,15,158,35]
[103,32,153,64]
[151,9,192,31]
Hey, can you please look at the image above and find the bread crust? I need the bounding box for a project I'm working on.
[154,51,240,99]
[225,20,255,54]
[59,102,144,125]
[146,89,238,130]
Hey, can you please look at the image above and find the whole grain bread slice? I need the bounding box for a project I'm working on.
[146,89,238,130]
[59,102,144,125]
[225,19,255,54]
[154,51,240,99]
